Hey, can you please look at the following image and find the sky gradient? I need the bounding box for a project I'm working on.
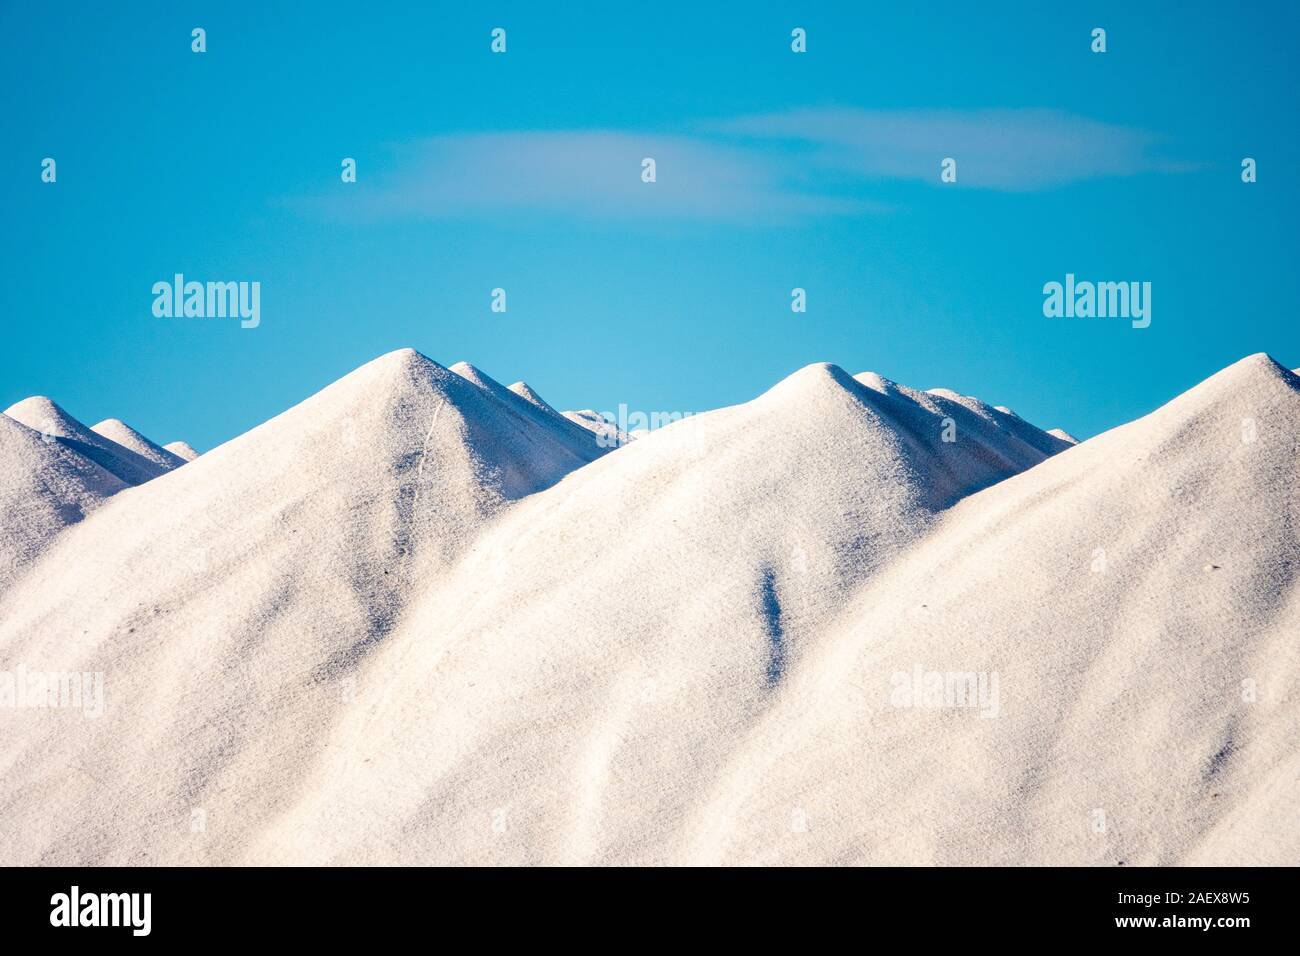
[3,1,1297,450]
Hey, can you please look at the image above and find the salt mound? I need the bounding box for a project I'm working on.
[250,356,1296,865]
[453,362,608,460]
[508,380,555,413]
[0,348,608,864]
[242,362,1073,864]
[92,418,187,471]
[163,441,200,462]
[857,371,1072,489]
[0,415,125,590]
[4,351,1293,867]
[563,409,629,448]
[4,396,165,486]
[917,383,1071,459]
[689,354,1300,865]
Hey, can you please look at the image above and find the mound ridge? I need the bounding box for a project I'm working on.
[0,414,125,590]
[242,360,1074,864]
[163,440,200,462]
[0,347,611,864]
[689,354,1300,865]
[4,396,166,486]
[92,418,187,471]
[508,380,555,412]
[452,361,608,461]
[2,350,1293,866]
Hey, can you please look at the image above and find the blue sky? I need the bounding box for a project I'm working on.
[2,1,1297,450]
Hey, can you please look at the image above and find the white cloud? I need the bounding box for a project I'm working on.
[300,109,1193,224]
[322,131,872,223]
[715,107,1194,190]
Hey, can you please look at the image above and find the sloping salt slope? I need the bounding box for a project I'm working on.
[163,440,200,462]
[857,373,1074,485]
[508,381,625,450]
[684,354,1300,865]
[563,409,628,448]
[244,362,1072,864]
[452,362,607,461]
[0,348,607,865]
[916,382,1074,460]
[4,397,164,486]
[91,418,187,471]
[0,414,125,590]
[508,380,556,412]
[508,378,634,448]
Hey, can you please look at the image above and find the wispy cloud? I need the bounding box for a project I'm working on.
[296,108,1193,224]
[715,107,1195,190]
[305,131,874,224]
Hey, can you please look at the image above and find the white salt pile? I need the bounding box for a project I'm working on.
[0,350,1294,866]
[0,414,125,590]
[4,396,166,486]
[243,361,1076,865]
[91,418,187,471]
[562,409,629,447]
[683,354,1299,865]
[507,380,556,412]
[0,349,608,864]
[163,440,201,462]
[452,362,607,462]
